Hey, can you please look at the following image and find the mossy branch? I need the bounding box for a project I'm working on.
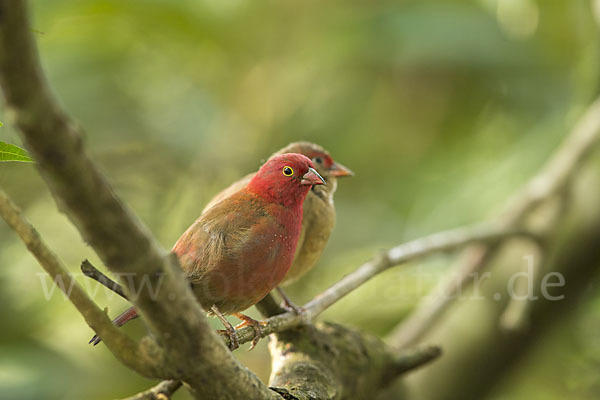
[268,322,440,400]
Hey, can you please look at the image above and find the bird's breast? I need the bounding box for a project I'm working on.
[187,206,302,314]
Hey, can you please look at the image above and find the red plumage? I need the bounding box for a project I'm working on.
[90,153,323,346]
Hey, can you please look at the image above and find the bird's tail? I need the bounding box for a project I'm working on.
[89,306,138,346]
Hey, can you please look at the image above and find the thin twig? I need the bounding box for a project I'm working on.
[303,222,525,320]
[391,345,442,375]
[387,243,500,348]
[388,96,600,348]
[81,259,129,300]
[0,188,163,378]
[81,260,286,319]
[224,222,526,348]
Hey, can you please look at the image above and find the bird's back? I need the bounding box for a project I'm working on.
[202,173,253,214]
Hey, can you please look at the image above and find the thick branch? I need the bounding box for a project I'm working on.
[83,260,440,399]
[268,321,440,400]
[0,2,277,398]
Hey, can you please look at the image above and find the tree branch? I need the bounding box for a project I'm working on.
[7,0,582,397]
[302,223,526,319]
[0,188,163,378]
[401,157,600,400]
[226,222,526,349]
[81,259,129,300]
[82,258,443,399]
[388,96,600,348]
[389,345,442,375]
[80,221,522,352]
[268,322,440,400]
[0,2,278,398]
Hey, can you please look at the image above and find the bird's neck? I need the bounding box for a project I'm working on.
[246,179,311,209]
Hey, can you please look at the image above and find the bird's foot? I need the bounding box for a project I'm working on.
[212,305,239,350]
[233,313,267,351]
[277,287,305,315]
[217,328,239,351]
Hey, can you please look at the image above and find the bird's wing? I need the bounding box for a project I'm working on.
[173,191,269,282]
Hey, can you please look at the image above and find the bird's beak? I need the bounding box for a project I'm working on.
[329,162,354,177]
[301,167,326,186]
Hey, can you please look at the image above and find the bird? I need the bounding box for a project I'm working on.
[89,153,325,349]
[203,142,353,311]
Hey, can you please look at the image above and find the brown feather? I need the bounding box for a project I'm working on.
[202,142,349,286]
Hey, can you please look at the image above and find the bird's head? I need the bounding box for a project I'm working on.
[274,142,353,196]
[247,153,325,206]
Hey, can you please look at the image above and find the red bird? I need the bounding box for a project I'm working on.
[90,153,324,349]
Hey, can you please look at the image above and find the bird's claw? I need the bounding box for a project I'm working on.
[233,313,267,351]
[217,328,240,350]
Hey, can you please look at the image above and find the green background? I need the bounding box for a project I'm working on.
[1,0,599,399]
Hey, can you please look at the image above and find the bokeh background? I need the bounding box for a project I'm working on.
[1,0,600,399]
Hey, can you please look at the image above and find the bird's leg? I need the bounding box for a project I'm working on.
[211,305,239,350]
[232,313,267,351]
[276,287,305,315]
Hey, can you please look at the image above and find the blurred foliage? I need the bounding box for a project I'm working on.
[1,0,600,399]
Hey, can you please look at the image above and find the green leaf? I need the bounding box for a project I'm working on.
[0,141,34,163]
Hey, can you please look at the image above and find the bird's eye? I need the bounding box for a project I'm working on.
[282,166,294,176]
[314,157,323,164]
